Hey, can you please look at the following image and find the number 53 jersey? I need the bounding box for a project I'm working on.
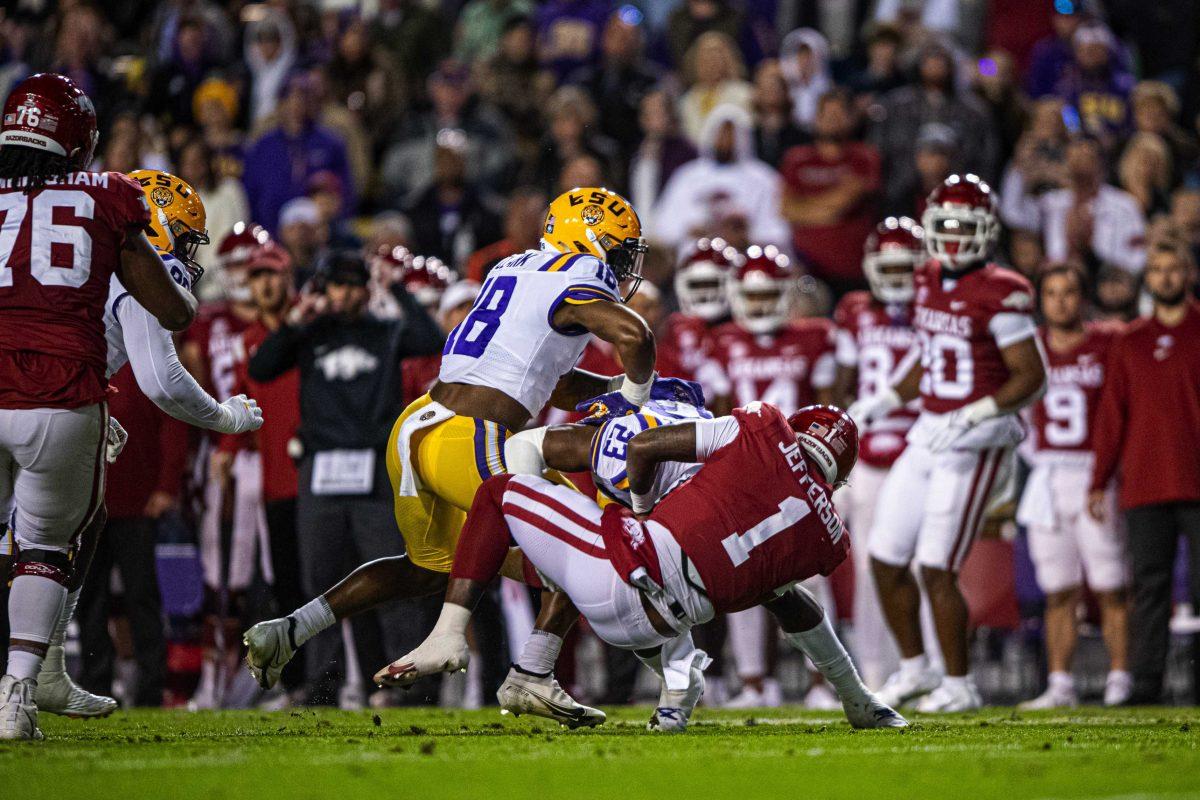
[439,249,620,415]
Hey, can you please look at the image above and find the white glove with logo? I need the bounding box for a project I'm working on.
[847,387,901,428]
[926,396,1000,453]
[216,394,265,434]
[105,417,129,464]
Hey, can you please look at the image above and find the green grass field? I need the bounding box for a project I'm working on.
[3,706,1198,799]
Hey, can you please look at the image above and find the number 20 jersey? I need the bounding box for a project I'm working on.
[0,171,150,409]
[439,249,620,416]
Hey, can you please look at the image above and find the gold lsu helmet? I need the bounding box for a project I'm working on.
[542,187,647,300]
[128,169,210,284]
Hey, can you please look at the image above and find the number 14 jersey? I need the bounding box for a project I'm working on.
[439,249,620,416]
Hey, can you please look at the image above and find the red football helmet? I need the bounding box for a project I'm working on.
[404,254,454,310]
[217,222,271,301]
[863,216,924,304]
[729,245,793,335]
[921,174,999,270]
[0,73,98,168]
[674,237,742,322]
[788,404,859,488]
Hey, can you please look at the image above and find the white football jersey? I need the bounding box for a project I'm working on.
[103,253,192,377]
[439,249,621,415]
[591,399,712,507]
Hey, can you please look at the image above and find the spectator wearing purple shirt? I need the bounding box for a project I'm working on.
[242,73,355,235]
[1051,23,1135,149]
[535,0,613,81]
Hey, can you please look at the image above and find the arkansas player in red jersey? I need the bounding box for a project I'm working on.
[850,174,1047,713]
[661,238,740,383]
[829,217,923,689]
[696,244,835,705]
[393,403,906,730]
[1014,264,1130,710]
[0,73,196,739]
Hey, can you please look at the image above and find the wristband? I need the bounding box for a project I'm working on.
[960,396,999,426]
[619,374,654,407]
[632,490,653,515]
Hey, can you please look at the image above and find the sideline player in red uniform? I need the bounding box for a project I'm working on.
[1016,264,1129,709]
[660,238,740,383]
[0,73,196,740]
[850,175,1046,712]
[829,217,923,689]
[398,402,905,730]
[698,244,836,706]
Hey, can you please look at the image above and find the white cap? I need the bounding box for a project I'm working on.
[438,279,481,318]
[279,197,320,228]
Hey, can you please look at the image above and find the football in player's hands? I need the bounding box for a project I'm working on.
[575,391,640,425]
[649,377,706,408]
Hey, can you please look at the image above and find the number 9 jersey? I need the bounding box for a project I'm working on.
[590,399,713,507]
[439,249,621,415]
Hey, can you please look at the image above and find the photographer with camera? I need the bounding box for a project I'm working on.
[248,250,444,705]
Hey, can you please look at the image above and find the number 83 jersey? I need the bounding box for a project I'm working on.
[590,399,713,507]
[439,249,620,416]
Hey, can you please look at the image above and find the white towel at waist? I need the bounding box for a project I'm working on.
[394,400,456,497]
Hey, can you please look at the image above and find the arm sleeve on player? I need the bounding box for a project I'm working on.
[989,312,1037,348]
[834,328,858,367]
[694,415,741,460]
[118,298,229,429]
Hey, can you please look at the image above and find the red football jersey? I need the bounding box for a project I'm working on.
[659,312,715,381]
[912,261,1036,414]
[1030,323,1119,454]
[0,171,150,408]
[184,302,254,402]
[701,319,835,414]
[833,291,920,467]
[651,403,850,613]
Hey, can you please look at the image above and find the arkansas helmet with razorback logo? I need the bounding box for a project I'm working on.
[921,173,999,271]
[0,72,98,169]
[729,244,793,335]
[863,216,923,304]
[674,237,743,322]
[788,404,859,487]
[216,222,271,302]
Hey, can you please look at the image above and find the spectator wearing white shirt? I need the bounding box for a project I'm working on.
[1009,135,1146,275]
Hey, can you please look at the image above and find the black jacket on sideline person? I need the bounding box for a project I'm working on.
[248,285,444,455]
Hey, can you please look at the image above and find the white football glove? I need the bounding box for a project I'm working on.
[926,396,1000,453]
[847,387,901,428]
[105,417,129,464]
[216,394,265,434]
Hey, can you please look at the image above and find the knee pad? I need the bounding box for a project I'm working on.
[12,547,73,585]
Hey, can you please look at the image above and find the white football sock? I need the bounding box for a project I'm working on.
[900,653,929,676]
[49,588,80,649]
[784,613,868,700]
[7,573,67,681]
[941,674,969,691]
[290,596,336,647]
[1048,671,1075,692]
[429,603,472,638]
[515,630,562,675]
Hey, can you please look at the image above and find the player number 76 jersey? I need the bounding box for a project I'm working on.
[439,249,620,416]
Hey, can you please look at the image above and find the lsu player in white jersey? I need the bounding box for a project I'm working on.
[245,188,657,726]
[0,170,263,719]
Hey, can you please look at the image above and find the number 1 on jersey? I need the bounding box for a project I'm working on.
[445,275,516,358]
[722,496,811,566]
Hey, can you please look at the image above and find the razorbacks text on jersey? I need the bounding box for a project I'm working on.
[590,399,713,506]
[0,170,150,408]
[648,402,849,614]
[912,261,1037,415]
[833,291,919,467]
[1029,322,1119,455]
[698,319,836,414]
[439,249,620,415]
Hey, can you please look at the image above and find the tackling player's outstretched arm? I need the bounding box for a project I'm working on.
[118,230,197,331]
[549,299,656,409]
[118,298,263,434]
[626,423,698,514]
